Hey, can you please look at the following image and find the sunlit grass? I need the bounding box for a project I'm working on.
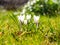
[0,10,60,45]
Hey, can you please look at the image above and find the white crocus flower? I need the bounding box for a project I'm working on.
[26,15,31,20]
[33,15,40,23]
[33,15,40,30]
[24,20,28,25]
[18,15,25,23]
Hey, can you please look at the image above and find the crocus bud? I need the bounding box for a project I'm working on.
[24,20,27,25]
[26,15,31,20]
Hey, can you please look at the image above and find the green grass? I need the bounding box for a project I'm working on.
[0,10,60,45]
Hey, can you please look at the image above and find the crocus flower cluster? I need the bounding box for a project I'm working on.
[18,14,40,25]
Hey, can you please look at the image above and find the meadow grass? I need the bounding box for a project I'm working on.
[0,10,60,45]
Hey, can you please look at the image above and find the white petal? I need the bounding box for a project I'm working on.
[33,15,40,23]
[18,15,25,23]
